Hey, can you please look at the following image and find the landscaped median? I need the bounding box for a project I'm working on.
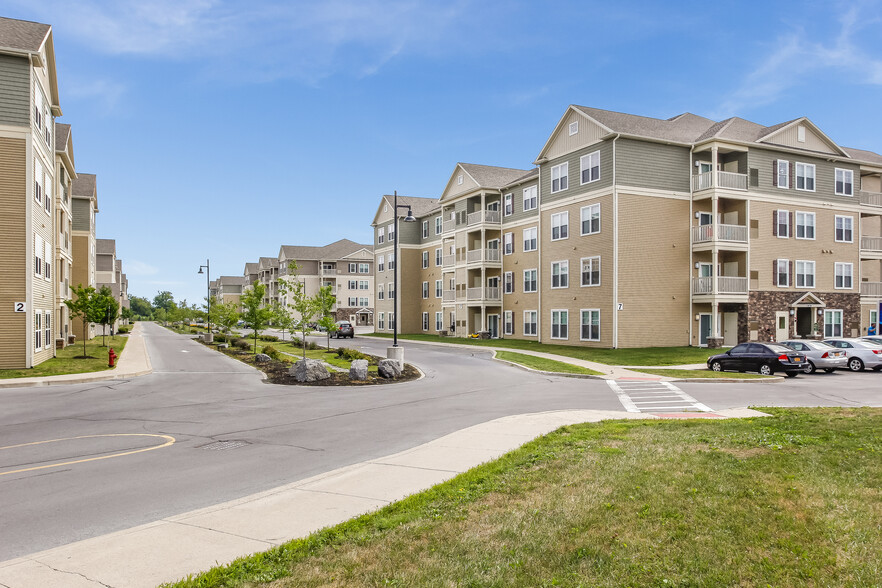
[0,334,129,379]
[631,368,777,380]
[493,350,603,376]
[163,407,882,587]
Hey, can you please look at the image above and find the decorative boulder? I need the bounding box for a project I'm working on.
[254,353,272,363]
[290,358,330,382]
[378,359,403,379]
[350,359,369,381]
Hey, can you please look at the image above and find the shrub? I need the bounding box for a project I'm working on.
[190,329,198,334]
[308,341,318,351]
[117,327,130,334]
[290,337,302,347]
[214,334,228,343]
[234,338,250,350]
[261,344,280,360]
[259,335,279,342]
[336,347,367,361]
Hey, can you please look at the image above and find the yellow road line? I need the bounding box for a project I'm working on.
[0,434,176,477]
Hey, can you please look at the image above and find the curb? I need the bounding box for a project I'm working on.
[490,351,606,380]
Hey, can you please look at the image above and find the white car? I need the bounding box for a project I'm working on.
[823,338,882,372]
[780,340,847,374]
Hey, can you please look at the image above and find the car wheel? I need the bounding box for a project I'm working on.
[823,368,836,373]
[759,364,773,376]
[848,357,864,372]
[803,361,816,374]
[710,361,722,372]
[785,372,798,378]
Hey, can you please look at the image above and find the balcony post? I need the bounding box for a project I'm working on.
[711,146,718,188]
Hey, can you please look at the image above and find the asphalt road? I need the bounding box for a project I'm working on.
[0,323,879,561]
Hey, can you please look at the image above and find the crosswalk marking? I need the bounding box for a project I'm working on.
[607,380,712,413]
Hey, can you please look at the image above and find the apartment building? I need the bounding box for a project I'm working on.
[0,17,62,368]
[374,105,882,347]
[54,122,75,346]
[257,256,279,306]
[277,239,375,324]
[71,172,98,340]
[95,238,129,330]
[242,262,259,288]
[212,276,247,308]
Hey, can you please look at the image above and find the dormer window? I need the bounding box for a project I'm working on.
[568,121,578,136]
[797,125,806,143]
[457,174,463,185]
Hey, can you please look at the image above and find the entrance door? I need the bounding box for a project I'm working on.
[698,263,713,294]
[487,315,499,339]
[723,312,738,346]
[796,307,813,337]
[699,314,712,346]
[775,311,789,342]
[697,162,713,189]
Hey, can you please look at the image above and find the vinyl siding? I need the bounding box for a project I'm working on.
[616,139,690,192]
[0,54,31,128]
[0,137,27,367]
[764,126,838,155]
[71,197,91,231]
[544,111,607,160]
[541,140,614,205]
[501,179,540,225]
[747,148,861,203]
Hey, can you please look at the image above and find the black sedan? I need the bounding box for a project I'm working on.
[707,342,807,377]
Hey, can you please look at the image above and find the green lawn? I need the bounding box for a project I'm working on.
[494,350,604,376]
[164,408,882,588]
[634,368,775,380]
[364,332,726,366]
[0,335,129,379]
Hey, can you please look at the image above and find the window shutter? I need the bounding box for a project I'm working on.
[773,259,778,285]
[772,160,778,187]
[772,210,778,236]
[789,212,793,237]
[789,260,793,285]
[790,164,795,190]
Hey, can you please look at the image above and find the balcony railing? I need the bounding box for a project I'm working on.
[442,219,456,233]
[692,276,748,295]
[465,248,502,264]
[691,224,749,244]
[321,268,337,276]
[692,171,748,192]
[442,290,455,302]
[467,209,501,226]
[859,191,882,207]
[443,254,455,267]
[467,287,501,302]
[861,236,882,253]
[862,282,882,297]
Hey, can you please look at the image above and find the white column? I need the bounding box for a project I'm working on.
[711,146,718,188]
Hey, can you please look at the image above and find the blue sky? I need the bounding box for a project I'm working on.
[3,0,882,306]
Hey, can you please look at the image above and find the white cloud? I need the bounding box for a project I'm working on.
[125,259,160,275]
[64,77,127,111]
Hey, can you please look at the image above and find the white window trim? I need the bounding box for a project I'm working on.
[776,210,790,239]
[422,220,428,239]
[523,268,538,293]
[435,248,442,266]
[580,203,600,236]
[503,193,513,217]
[435,279,442,298]
[504,232,513,255]
[795,259,816,289]
[580,256,600,287]
[551,162,568,194]
[795,162,816,192]
[422,312,429,331]
[834,262,853,290]
[776,258,790,288]
[568,121,578,136]
[523,310,538,337]
[523,227,538,252]
[435,216,442,235]
[435,311,443,331]
[776,160,790,189]
[551,211,569,241]
[795,211,816,240]
[834,168,854,196]
[378,227,385,244]
[824,309,843,338]
[580,150,600,185]
[580,308,600,342]
[504,311,514,335]
[550,309,569,340]
[523,185,538,211]
[422,251,429,269]
[504,271,514,294]
[834,215,854,243]
[422,281,429,299]
[551,260,569,289]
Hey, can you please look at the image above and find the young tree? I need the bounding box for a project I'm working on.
[121,306,134,323]
[94,286,120,346]
[240,281,273,355]
[213,301,241,338]
[153,291,175,313]
[278,261,320,359]
[315,284,338,350]
[271,300,295,343]
[65,285,103,358]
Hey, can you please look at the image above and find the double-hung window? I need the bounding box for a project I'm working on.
[388,225,395,242]
[504,232,513,255]
[523,269,537,292]
[422,312,429,331]
[43,240,51,279]
[551,310,568,339]
[359,263,370,273]
[349,263,357,273]
[776,210,790,238]
[795,260,815,288]
[34,312,42,351]
[776,160,790,188]
[44,312,51,348]
[835,169,854,196]
[504,311,513,335]
[581,203,600,235]
[388,253,395,270]
[422,221,428,239]
[435,312,443,331]
[795,212,815,239]
[551,261,568,288]
[504,193,513,216]
[795,162,815,191]
[377,284,384,300]
[435,279,442,298]
[359,280,369,290]
[34,159,43,206]
[581,256,600,286]
[581,309,600,341]
[580,150,600,184]
[824,309,843,338]
[378,255,384,272]
[551,162,568,193]
[523,185,537,211]
[388,282,395,299]
[422,251,429,268]
[523,227,537,251]
[347,280,358,290]
[524,311,537,336]
[378,227,385,244]
[835,216,853,242]
[551,211,568,240]
[34,235,43,276]
[435,216,442,235]
[435,248,442,266]
[835,262,853,289]
[776,259,790,287]
[504,271,514,294]
[422,281,429,299]
[347,296,358,306]
[378,312,385,330]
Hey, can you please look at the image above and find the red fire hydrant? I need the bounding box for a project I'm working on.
[108,348,117,368]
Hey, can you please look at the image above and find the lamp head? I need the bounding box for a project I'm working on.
[198,267,204,274]
[403,208,416,222]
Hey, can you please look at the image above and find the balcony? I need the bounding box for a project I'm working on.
[862,282,882,297]
[692,171,748,192]
[692,276,748,296]
[467,287,501,302]
[442,290,455,302]
[442,219,456,233]
[465,248,502,264]
[861,236,882,258]
[442,254,456,268]
[467,209,501,226]
[859,191,882,208]
[321,268,337,276]
[692,224,749,246]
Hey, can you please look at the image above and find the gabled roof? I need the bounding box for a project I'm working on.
[218,275,247,286]
[573,106,716,144]
[0,16,50,54]
[458,163,532,188]
[71,173,96,197]
[54,122,70,148]
[371,194,439,225]
[279,238,374,263]
[502,168,539,188]
[243,262,259,276]
[258,256,279,269]
[96,239,116,256]
[754,117,850,157]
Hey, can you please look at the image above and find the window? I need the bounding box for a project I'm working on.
[795,212,815,239]
[504,311,513,335]
[776,259,790,287]
[435,279,442,298]
[378,227,385,244]
[551,310,568,339]
[349,263,357,273]
[43,240,51,279]
[44,311,51,348]
[359,297,369,307]
[580,150,600,184]
[378,255,384,272]
[34,235,42,276]
[422,251,429,268]
[551,211,568,240]
[775,210,790,238]
[523,227,537,251]
[435,216,442,235]
[580,203,600,236]
[34,159,43,205]
[377,284,384,300]
[835,262,853,289]
[551,163,568,193]
[795,162,816,191]
[551,261,569,288]
[388,225,395,242]
[824,309,843,338]
[388,282,394,299]
[359,263,369,273]
[347,297,358,306]
[870,310,878,331]
[378,312,385,330]
[580,256,600,286]
[44,174,51,213]
[435,248,442,266]
[504,272,514,294]
[422,312,429,331]
[795,260,815,288]
[435,312,443,331]
[359,280,369,290]
[568,121,578,135]
[34,311,42,351]
[523,185,537,211]
[504,193,513,216]
[389,312,395,330]
[524,311,537,336]
[775,160,790,189]
[348,280,357,290]
[835,216,853,242]
[581,309,600,341]
[457,174,463,185]
[422,220,428,239]
[422,281,429,299]
[835,169,854,196]
[388,253,395,270]
[523,269,537,292]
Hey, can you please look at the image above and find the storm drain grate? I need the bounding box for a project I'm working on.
[198,440,251,451]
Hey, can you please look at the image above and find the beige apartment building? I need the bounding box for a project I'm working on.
[96,238,129,330]
[54,122,75,346]
[71,172,98,340]
[212,275,247,308]
[374,105,882,347]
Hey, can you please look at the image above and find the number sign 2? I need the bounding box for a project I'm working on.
[14,302,26,312]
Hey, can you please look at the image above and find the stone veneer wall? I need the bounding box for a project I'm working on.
[335,307,374,325]
[748,291,861,342]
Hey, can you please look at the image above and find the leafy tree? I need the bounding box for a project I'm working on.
[213,301,241,338]
[65,285,104,358]
[153,291,175,313]
[315,284,338,350]
[240,281,273,355]
[129,296,152,319]
[279,261,320,359]
[271,300,295,342]
[121,306,134,322]
[94,286,119,346]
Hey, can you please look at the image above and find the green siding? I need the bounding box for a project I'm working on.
[616,139,690,192]
[747,148,861,205]
[501,179,540,225]
[0,54,30,128]
[71,198,91,231]
[540,140,614,205]
[398,217,421,244]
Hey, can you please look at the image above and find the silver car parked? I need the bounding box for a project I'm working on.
[823,338,882,372]
[780,340,847,374]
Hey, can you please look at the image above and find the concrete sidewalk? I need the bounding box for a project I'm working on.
[0,407,767,588]
[0,322,153,389]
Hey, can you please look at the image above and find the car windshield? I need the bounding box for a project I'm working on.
[805,341,835,350]
[766,344,794,353]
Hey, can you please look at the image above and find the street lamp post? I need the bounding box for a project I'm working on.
[389,191,416,364]
[197,259,211,337]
